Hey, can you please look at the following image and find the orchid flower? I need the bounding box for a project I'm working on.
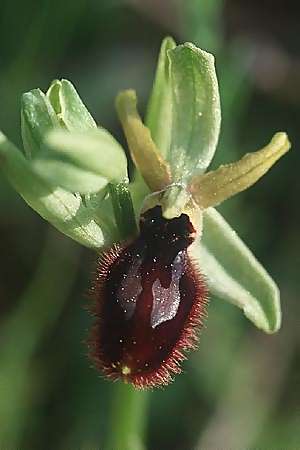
[0,37,290,387]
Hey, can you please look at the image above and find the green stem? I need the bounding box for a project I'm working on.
[105,383,148,450]
[109,182,138,240]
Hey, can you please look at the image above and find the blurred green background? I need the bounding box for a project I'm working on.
[0,1,299,449]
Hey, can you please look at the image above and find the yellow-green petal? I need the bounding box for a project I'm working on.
[116,89,172,192]
[190,132,291,209]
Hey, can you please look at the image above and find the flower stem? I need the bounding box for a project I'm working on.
[105,383,148,450]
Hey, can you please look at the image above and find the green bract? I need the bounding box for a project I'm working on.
[0,38,291,334]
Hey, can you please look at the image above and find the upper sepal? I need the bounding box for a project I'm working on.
[146,36,176,156]
[167,43,221,180]
[128,39,221,213]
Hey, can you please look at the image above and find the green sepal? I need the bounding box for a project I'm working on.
[190,207,281,333]
[146,36,176,156]
[167,43,221,180]
[130,40,221,214]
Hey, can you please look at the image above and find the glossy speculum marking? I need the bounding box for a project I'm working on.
[89,206,208,388]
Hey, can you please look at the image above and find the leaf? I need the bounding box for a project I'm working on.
[47,79,97,131]
[21,89,60,158]
[145,36,176,156]
[190,207,281,333]
[0,132,108,249]
[44,128,128,186]
[190,132,291,209]
[167,43,221,180]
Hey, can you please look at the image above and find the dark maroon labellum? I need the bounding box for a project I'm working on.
[89,206,208,388]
